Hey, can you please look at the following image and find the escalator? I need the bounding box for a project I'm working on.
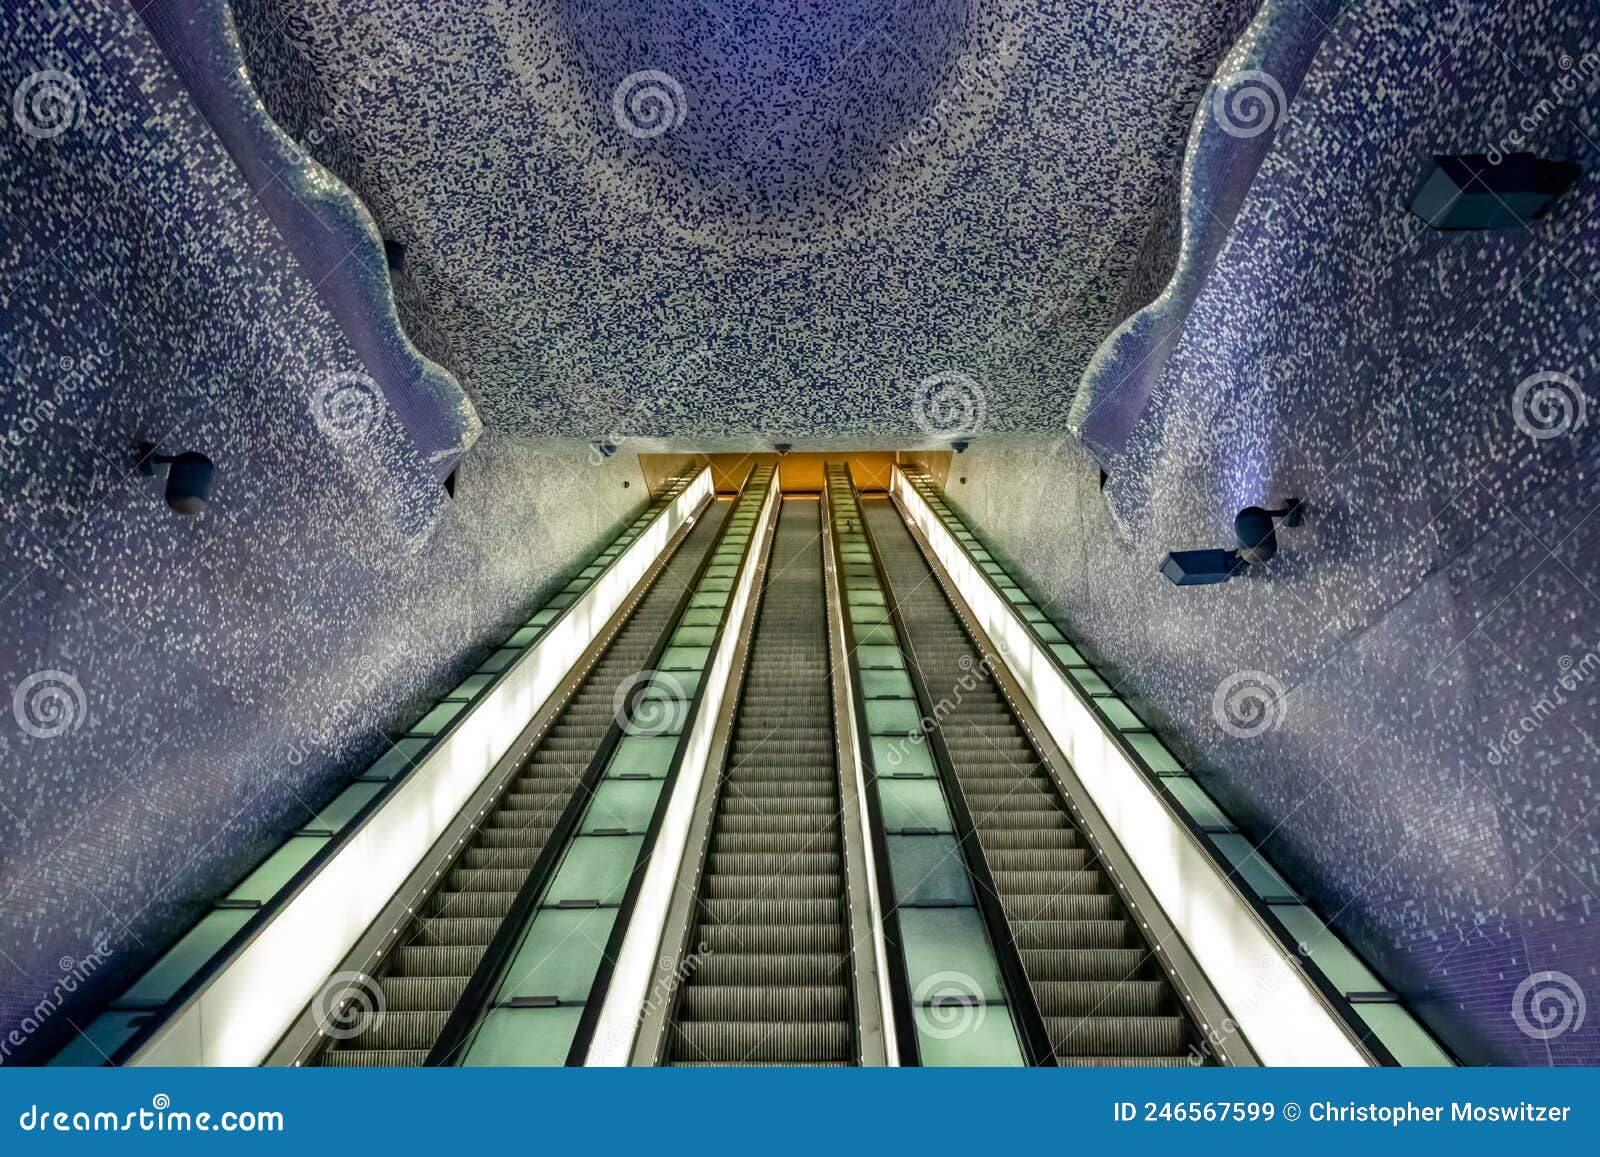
[663,498,856,1066]
[316,497,731,1066]
[862,498,1195,1067]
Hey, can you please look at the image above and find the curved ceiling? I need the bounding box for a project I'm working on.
[236,0,1256,444]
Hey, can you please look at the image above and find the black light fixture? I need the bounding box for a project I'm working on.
[593,439,617,459]
[1161,500,1303,587]
[773,443,793,455]
[138,442,215,516]
[1410,154,1580,230]
[951,439,970,453]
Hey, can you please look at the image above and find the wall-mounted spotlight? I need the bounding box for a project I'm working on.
[951,440,970,453]
[1161,500,1303,587]
[593,439,618,459]
[773,443,793,455]
[138,442,215,516]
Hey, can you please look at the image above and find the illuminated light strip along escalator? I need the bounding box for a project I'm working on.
[661,498,857,1066]
[860,493,1201,1066]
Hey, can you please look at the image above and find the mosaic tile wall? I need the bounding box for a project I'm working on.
[0,5,645,1060]
[230,0,1256,442]
[941,1,1600,1065]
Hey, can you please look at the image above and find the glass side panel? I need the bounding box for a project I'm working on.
[1017,605,1048,624]
[860,670,915,699]
[48,1011,147,1066]
[678,608,722,629]
[913,1006,1025,1067]
[849,604,891,624]
[898,908,1006,1002]
[871,736,936,778]
[887,835,974,907]
[846,589,886,606]
[1162,778,1233,830]
[366,737,429,780]
[473,646,518,675]
[409,700,467,736]
[606,737,678,780]
[498,907,617,1003]
[1212,833,1297,899]
[1355,1004,1454,1066]
[855,644,905,670]
[879,779,954,832]
[120,909,255,1006]
[853,624,898,646]
[690,591,730,610]
[444,673,497,701]
[544,594,575,610]
[660,646,710,671]
[864,699,924,735]
[309,781,385,831]
[1031,622,1066,644]
[582,780,662,833]
[1270,905,1383,994]
[1096,698,1145,730]
[671,626,718,647]
[1049,642,1089,667]
[1125,732,1183,773]
[504,627,539,648]
[225,834,329,903]
[1071,670,1113,697]
[460,1006,584,1067]
[544,835,644,905]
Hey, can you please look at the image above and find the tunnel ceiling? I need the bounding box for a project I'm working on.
[236,0,1254,444]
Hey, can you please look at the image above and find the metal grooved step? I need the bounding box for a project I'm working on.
[316,502,731,1067]
[863,500,1194,1066]
[666,500,855,1066]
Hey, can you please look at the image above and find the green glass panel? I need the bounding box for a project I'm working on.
[1032,622,1066,644]
[498,907,617,1002]
[477,648,521,675]
[1017,604,1047,624]
[691,591,729,610]
[309,782,384,831]
[1213,833,1297,899]
[847,589,886,606]
[853,624,897,647]
[1049,642,1088,666]
[48,1011,146,1066]
[679,608,721,628]
[226,834,328,903]
[505,627,539,648]
[888,835,973,907]
[871,736,935,778]
[850,604,891,624]
[121,909,255,1006]
[880,779,953,832]
[703,566,738,581]
[606,736,679,779]
[409,700,467,736]
[856,645,904,671]
[1163,777,1233,830]
[545,593,576,610]
[545,835,644,905]
[698,579,733,593]
[898,908,1005,1001]
[864,699,924,735]
[1270,905,1383,994]
[1002,588,1031,606]
[1071,670,1114,696]
[1355,1004,1453,1066]
[660,646,709,671]
[914,1006,1025,1067]
[528,608,561,627]
[860,670,914,699]
[1097,698,1145,730]
[366,738,428,780]
[671,626,717,647]
[665,668,702,702]
[444,673,496,701]
[582,780,662,833]
[461,1006,584,1067]
[1126,732,1182,773]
